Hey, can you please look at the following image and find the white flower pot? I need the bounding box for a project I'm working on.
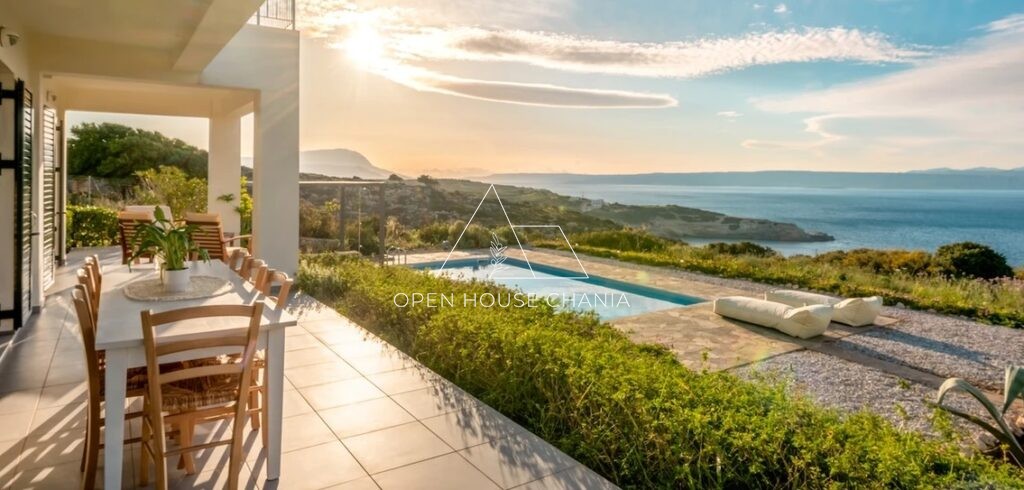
[163,267,191,293]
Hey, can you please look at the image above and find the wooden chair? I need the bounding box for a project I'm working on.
[76,268,100,324]
[227,249,251,277]
[118,211,154,264]
[258,270,293,311]
[138,302,266,490]
[71,285,148,490]
[183,213,252,262]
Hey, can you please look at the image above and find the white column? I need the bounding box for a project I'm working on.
[252,85,299,273]
[208,112,242,234]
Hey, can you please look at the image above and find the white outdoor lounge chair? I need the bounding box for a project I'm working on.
[713,296,833,339]
[764,290,882,327]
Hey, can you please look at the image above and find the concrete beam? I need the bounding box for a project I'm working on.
[173,0,265,72]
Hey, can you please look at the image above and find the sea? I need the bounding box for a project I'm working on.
[497,182,1024,266]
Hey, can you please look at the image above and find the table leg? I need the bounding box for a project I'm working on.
[103,348,128,489]
[266,328,285,480]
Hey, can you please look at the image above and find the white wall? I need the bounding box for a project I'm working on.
[202,25,300,273]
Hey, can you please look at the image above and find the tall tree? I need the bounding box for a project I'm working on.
[67,122,208,178]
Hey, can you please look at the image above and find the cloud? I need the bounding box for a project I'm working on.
[773,3,788,14]
[746,14,1024,158]
[717,110,742,119]
[300,0,924,110]
[401,26,925,79]
[752,3,764,10]
[397,67,678,108]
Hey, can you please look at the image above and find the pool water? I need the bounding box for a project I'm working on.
[414,258,703,320]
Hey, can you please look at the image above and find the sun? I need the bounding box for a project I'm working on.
[345,26,386,69]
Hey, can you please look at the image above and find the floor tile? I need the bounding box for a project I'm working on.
[391,386,479,420]
[344,352,417,376]
[0,388,41,414]
[282,389,315,418]
[250,441,367,490]
[329,338,400,360]
[0,410,36,443]
[37,381,87,408]
[0,368,48,394]
[283,332,323,351]
[421,405,525,451]
[298,378,386,411]
[0,438,24,483]
[366,367,441,395]
[285,360,361,388]
[512,466,619,490]
[18,430,86,470]
[323,475,381,490]
[373,453,499,490]
[278,412,337,454]
[342,422,452,474]
[283,345,340,370]
[458,435,579,489]
[319,397,415,439]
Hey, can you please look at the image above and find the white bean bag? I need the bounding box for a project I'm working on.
[713,296,832,339]
[765,290,882,327]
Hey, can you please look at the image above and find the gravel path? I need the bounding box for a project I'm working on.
[565,250,1024,390]
[834,307,1024,391]
[735,350,1013,441]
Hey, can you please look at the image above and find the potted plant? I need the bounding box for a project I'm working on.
[128,207,210,293]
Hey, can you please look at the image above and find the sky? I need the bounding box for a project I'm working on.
[74,1,1024,176]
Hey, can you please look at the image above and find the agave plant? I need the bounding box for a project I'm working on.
[128,207,210,271]
[936,366,1024,465]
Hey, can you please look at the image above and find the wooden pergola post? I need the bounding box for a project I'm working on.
[336,186,346,250]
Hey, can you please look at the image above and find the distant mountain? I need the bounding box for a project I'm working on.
[242,149,400,180]
[907,166,1024,174]
[489,169,1024,190]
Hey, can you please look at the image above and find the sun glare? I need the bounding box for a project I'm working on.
[345,26,386,68]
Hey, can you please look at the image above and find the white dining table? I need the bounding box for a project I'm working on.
[95,260,296,488]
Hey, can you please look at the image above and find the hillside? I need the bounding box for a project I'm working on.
[299,177,833,242]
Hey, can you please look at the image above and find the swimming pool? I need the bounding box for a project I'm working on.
[413,257,703,320]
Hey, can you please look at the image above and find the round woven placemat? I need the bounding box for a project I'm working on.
[123,275,233,302]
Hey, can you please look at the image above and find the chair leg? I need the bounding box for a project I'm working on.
[249,389,260,430]
[139,417,151,487]
[82,407,100,490]
[180,418,197,475]
[260,387,269,449]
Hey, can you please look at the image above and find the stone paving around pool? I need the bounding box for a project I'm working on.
[407,248,897,372]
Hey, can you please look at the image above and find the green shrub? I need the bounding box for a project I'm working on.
[132,166,207,218]
[571,229,673,253]
[66,205,119,247]
[705,241,779,257]
[935,242,1014,279]
[297,254,1024,489]
[814,248,936,275]
[416,222,450,245]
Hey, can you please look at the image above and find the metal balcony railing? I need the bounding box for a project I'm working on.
[249,0,295,30]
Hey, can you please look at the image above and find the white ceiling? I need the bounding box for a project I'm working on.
[2,0,215,50]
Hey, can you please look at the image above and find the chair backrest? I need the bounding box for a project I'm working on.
[71,285,103,410]
[84,255,103,290]
[140,302,265,428]
[259,270,293,310]
[245,259,267,285]
[77,268,100,324]
[184,212,227,260]
[118,211,153,264]
[227,249,250,276]
[124,205,174,223]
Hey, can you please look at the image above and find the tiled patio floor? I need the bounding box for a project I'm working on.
[0,249,616,489]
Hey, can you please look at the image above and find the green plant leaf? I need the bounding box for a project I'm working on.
[936,377,1024,464]
[1004,365,1024,415]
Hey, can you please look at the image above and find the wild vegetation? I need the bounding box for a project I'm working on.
[536,230,1024,328]
[297,254,1024,489]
